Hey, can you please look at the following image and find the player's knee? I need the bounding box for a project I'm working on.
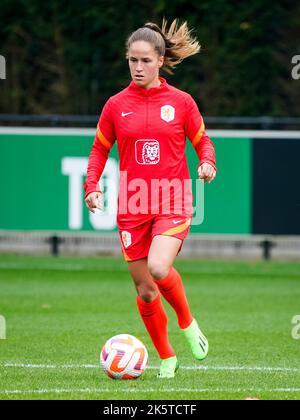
[138,288,158,303]
[148,262,169,281]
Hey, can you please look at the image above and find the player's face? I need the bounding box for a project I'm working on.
[128,41,164,89]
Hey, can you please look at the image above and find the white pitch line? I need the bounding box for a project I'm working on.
[1,388,300,396]
[183,366,300,373]
[2,363,98,369]
[1,363,300,373]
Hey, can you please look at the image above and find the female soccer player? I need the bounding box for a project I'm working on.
[84,19,217,378]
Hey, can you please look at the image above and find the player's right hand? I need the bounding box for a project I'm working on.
[85,192,103,213]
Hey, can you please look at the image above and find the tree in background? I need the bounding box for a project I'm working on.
[0,0,299,116]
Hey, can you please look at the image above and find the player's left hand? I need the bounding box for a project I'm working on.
[198,163,217,184]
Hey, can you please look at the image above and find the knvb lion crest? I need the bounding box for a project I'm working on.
[121,231,132,249]
[161,105,175,122]
[135,140,160,165]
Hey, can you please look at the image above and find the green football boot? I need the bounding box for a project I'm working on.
[157,356,179,379]
[182,319,209,361]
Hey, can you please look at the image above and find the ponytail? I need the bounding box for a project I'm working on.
[126,18,201,74]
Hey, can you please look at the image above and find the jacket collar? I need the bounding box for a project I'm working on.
[128,77,169,96]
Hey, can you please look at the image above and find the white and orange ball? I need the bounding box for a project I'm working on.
[100,334,148,380]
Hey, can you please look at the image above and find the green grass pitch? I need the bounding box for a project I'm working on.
[0,254,300,400]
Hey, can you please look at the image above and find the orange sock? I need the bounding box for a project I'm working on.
[156,267,193,329]
[136,294,175,359]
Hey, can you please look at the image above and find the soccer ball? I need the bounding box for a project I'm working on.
[100,334,148,380]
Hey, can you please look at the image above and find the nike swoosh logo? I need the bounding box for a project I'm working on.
[121,112,134,117]
[173,220,182,225]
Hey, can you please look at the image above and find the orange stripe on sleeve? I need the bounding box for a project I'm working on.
[96,126,113,151]
[192,120,205,148]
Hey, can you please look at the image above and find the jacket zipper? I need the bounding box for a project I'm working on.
[145,96,149,137]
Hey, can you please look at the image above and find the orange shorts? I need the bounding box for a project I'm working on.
[117,214,192,262]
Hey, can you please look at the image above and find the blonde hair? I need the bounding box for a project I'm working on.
[126,18,201,74]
